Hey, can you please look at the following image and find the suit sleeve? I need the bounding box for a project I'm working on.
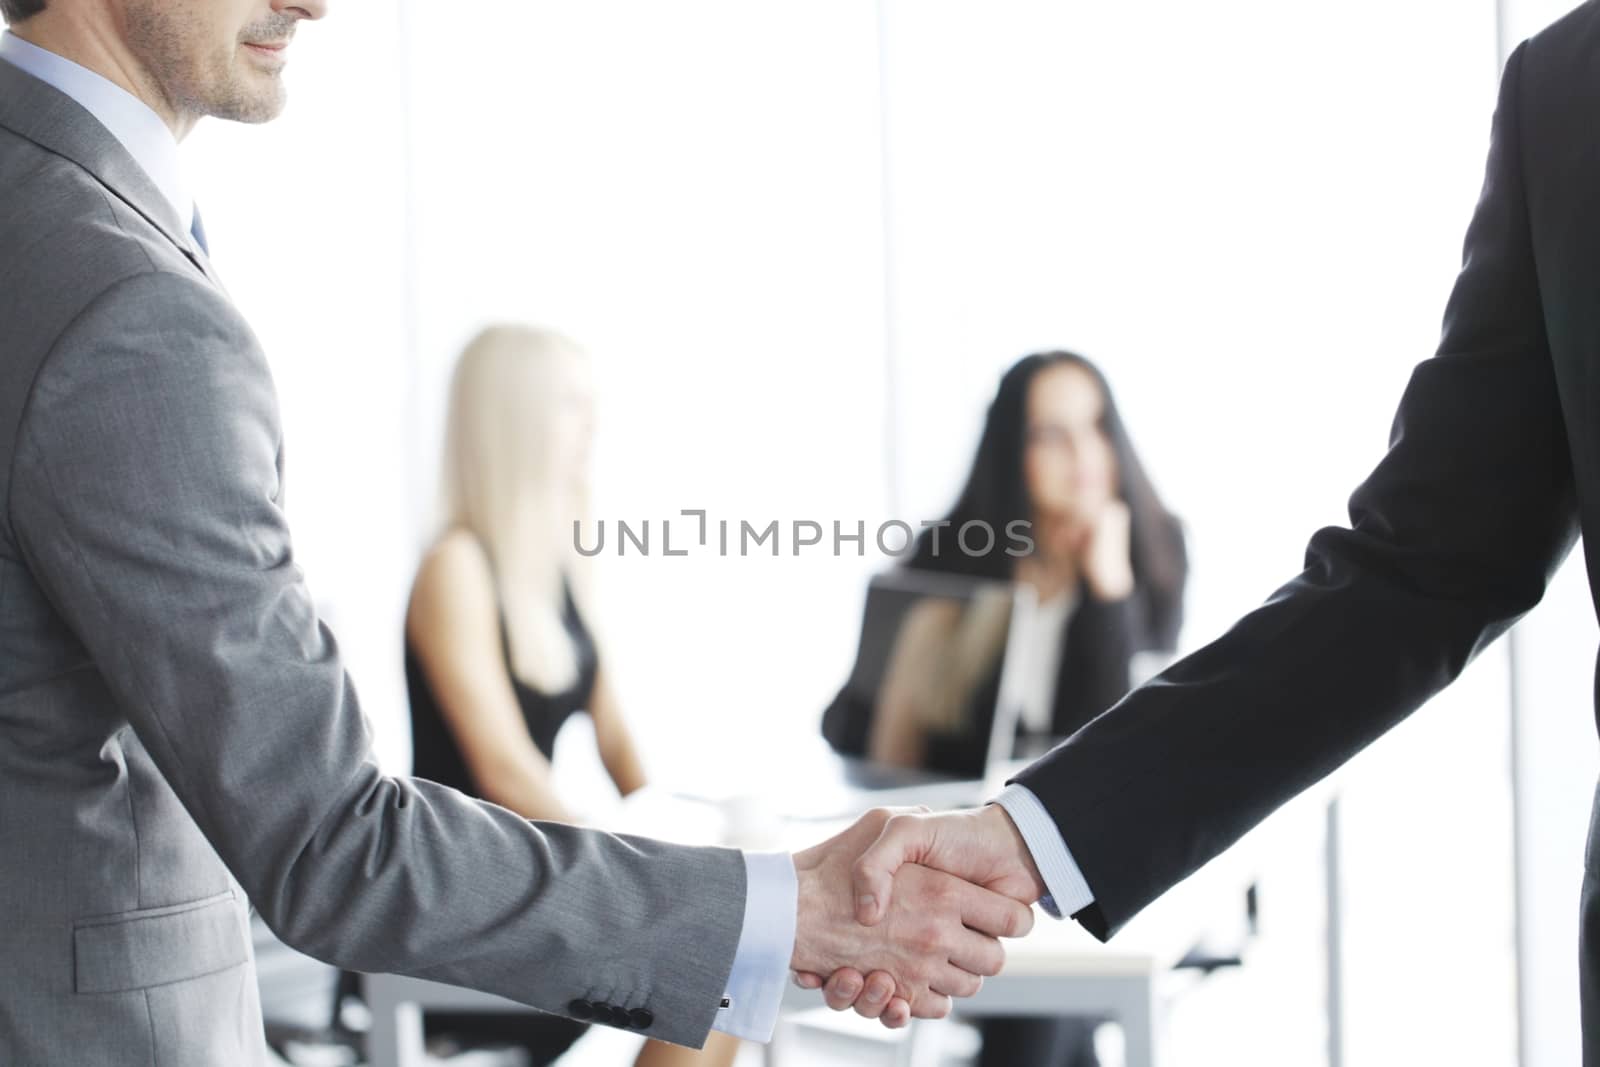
[1013,41,1580,941]
[9,269,747,1047]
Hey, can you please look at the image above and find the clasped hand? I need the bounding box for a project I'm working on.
[788,805,1047,1027]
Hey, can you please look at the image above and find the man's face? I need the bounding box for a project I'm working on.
[124,0,324,124]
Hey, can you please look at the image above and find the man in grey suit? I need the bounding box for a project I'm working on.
[0,0,1040,1062]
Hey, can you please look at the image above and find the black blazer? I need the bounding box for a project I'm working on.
[1014,17,1592,977]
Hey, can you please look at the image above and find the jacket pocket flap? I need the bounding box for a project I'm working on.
[74,890,246,994]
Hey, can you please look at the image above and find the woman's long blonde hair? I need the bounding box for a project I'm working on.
[436,324,596,694]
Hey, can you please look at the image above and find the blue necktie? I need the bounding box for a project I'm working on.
[190,206,209,257]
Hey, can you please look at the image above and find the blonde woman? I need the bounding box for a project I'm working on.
[404,325,739,1067]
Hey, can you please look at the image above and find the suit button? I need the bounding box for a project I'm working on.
[597,1004,622,1026]
[629,1008,654,1030]
[568,999,596,1021]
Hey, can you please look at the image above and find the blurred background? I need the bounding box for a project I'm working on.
[182,1,1595,1064]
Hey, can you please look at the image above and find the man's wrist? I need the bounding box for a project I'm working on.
[979,802,1048,903]
[989,784,1097,918]
[790,848,847,975]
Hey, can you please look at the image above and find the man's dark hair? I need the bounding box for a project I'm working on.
[1,0,48,23]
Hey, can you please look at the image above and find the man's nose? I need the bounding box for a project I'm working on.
[274,0,329,21]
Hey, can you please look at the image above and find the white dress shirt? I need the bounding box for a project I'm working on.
[718,852,797,1040]
[1019,590,1077,734]
[992,784,1097,918]
[0,31,193,234]
[993,590,1099,919]
[0,29,800,1043]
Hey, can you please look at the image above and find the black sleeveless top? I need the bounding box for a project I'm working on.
[406,580,600,794]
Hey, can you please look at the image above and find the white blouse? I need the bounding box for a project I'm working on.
[1019,589,1078,733]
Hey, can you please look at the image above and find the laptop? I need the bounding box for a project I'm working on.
[784,570,1039,820]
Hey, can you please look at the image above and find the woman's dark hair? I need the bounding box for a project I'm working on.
[1,0,48,23]
[909,350,1187,645]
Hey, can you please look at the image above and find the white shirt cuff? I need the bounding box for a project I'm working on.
[991,784,1096,920]
[710,850,796,1042]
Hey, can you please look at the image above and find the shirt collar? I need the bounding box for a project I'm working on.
[0,30,192,231]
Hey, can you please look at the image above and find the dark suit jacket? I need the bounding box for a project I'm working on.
[1013,7,1600,1047]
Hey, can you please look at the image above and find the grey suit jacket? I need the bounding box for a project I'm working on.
[0,58,747,1066]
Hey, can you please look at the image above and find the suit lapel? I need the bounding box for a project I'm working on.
[0,59,224,289]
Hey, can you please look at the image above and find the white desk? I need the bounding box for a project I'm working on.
[363,768,1245,1067]
[365,940,1161,1067]
[775,932,1162,1067]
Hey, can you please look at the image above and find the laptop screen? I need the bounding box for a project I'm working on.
[823,570,1036,781]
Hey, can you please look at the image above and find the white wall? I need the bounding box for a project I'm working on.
[1510,561,1599,1067]
[182,4,416,771]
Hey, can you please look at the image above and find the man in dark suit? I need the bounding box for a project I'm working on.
[814,3,1600,1060]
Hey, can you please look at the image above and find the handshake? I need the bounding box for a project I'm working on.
[787,803,1047,1028]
